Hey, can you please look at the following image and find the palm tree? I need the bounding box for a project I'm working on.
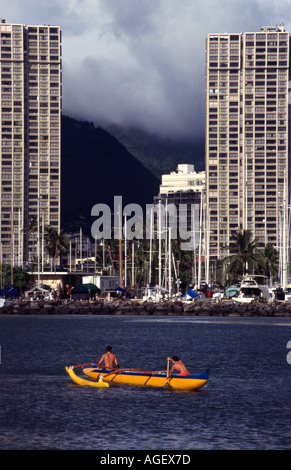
[223,229,262,279]
[257,243,279,285]
[45,226,68,269]
[28,215,38,234]
[27,215,38,262]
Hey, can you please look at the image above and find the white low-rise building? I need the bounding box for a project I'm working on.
[159,164,205,195]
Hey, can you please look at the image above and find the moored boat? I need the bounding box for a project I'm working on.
[232,275,270,303]
[82,365,209,391]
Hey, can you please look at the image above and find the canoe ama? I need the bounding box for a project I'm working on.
[65,366,109,388]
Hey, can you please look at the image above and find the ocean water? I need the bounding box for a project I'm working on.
[0,314,290,451]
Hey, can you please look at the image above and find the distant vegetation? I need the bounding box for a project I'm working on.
[107,124,205,178]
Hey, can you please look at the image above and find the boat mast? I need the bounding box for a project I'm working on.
[10,211,14,285]
[131,241,135,290]
[198,189,203,289]
[80,227,83,271]
[119,204,122,288]
[282,169,288,290]
[205,207,210,286]
[149,207,153,286]
[245,155,248,274]
[37,198,40,287]
[193,205,197,286]
[164,199,168,292]
[41,213,44,273]
[158,199,162,293]
[124,214,127,287]
[168,226,172,297]
[18,208,22,267]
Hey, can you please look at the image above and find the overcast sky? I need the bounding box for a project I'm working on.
[2,0,291,140]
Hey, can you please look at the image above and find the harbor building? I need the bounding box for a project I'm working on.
[205,26,290,268]
[0,20,62,265]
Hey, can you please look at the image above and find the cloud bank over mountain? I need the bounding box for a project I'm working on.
[3,0,291,139]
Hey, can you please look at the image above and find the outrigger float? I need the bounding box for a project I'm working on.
[65,366,109,388]
[65,364,209,391]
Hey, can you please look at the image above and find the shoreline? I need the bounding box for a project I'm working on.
[1,298,291,317]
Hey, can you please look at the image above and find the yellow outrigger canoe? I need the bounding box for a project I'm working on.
[66,364,209,391]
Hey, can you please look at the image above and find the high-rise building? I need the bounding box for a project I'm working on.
[205,26,290,267]
[0,20,62,265]
[157,164,205,232]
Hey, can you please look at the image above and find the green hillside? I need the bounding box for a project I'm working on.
[107,124,205,178]
[61,116,160,234]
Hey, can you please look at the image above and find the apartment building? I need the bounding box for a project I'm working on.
[205,26,290,261]
[157,164,205,232]
[0,20,62,265]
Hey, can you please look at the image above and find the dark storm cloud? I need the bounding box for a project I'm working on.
[3,0,291,139]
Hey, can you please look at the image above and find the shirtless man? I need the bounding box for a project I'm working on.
[98,345,119,369]
[167,355,189,379]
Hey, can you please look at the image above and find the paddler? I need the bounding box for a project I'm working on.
[98,345,119,369]
[167,355,190,380]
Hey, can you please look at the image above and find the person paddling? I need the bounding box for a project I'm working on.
[167,355,189,381]
[98,345,119,369]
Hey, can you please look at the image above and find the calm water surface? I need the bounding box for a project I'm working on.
[0,314,290,450]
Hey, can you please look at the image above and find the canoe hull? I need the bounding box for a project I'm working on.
[83,367,209,391]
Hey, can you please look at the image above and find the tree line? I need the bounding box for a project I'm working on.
[1,226,281,294]
[93,228,280,291]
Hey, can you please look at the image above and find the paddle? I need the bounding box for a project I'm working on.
[71,363,96,369]
[71,363,121,370]
[98,367,144,378]
[164,358,172,387]
[71,363,145,375]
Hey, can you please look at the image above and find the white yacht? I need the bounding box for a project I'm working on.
[232,276,270,303]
